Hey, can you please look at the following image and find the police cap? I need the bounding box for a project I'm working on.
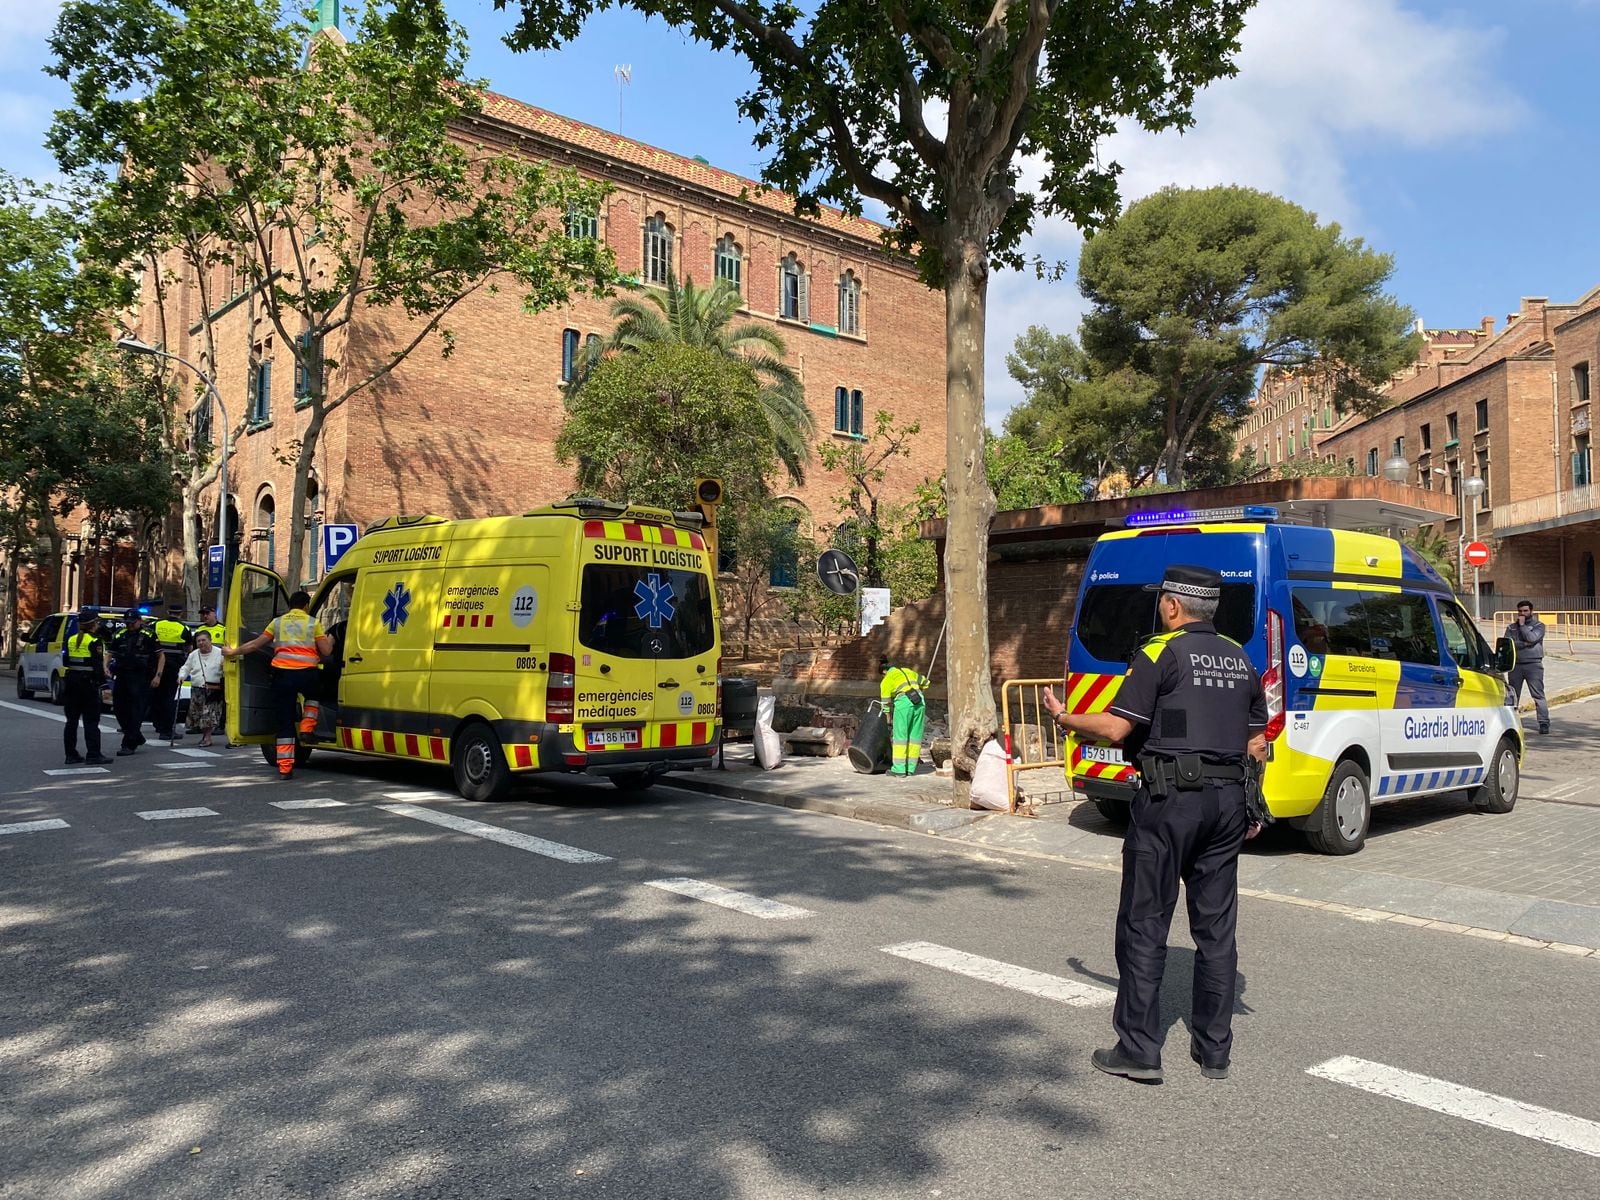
[166,600,184,614]
[77,607,101,623]
[1145,563,1223,601]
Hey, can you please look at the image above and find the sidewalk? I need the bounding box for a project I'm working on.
[678,724,1600,956]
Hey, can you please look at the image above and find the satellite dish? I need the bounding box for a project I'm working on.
[817,548,860,595]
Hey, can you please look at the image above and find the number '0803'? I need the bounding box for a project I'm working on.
[515,656,539,671]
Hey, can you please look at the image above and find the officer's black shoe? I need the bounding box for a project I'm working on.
[117,746,136,756]
[1091,1046,1162,1084]
[63,754,85,765]
[1539,724,1550,735]
[1190,1039,1230,1080]
[85,754,112,766]
[135,735,148,747]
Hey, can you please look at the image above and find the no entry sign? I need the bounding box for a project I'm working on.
[1465,541,1491,568]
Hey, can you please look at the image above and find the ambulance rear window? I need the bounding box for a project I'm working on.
[1075,584,1257,666]
[580,565,716,659]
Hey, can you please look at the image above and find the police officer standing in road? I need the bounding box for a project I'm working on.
[1043,564,1266,1084]
[109,609,158,755]
[1505,601,1549,735]
[62,610,112,766]
[149,600,192,743]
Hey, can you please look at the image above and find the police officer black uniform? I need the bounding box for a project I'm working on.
[1044,564,1266,1084]
[149,601,192,741]
[62,610,112,766]
[109,610,159,754]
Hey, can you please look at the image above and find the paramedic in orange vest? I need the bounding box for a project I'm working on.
[221,590,332,779]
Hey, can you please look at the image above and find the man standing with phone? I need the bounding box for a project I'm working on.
[1506,601,1549,735]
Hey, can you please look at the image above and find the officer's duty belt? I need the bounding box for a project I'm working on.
[1137,754,1246,797]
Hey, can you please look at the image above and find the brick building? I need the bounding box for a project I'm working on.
[1319,290,1600,607]
[116,91,947,601]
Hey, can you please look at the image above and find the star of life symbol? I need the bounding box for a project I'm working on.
[632,572,676,629]
[381,582,411,634]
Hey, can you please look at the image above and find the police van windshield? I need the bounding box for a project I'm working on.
[580,565,715,659]
[1076,584,1257,666]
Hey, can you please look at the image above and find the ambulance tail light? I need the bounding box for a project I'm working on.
[548,652,576,720]
[1262,609,1286,742]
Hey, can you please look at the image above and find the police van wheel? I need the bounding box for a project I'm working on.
[1471,737,1519,814]
[1094,797,1131,826]
[48,674,65,706]
[1307,759,1370,855]
[16,671,34,700]
[453,722,511,802]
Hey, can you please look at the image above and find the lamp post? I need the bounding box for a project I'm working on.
[1463,475,1487,621]
[116,337,230,618]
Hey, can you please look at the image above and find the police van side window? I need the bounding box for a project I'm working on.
[1437,602,1490,672]
[1362,592,1442,666]
[1290,587,1441,665]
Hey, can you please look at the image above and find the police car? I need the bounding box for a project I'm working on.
[1062,505,1522,854]
[16,604,192,719]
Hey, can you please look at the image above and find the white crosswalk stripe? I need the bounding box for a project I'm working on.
[646,877,814,919]
[1308,1056,1600,1159]
[377,803,612,862]
[881,941,1116,1008]
[43,767,109,776]
[270,798,349,810]
[136,807,220,820]
[0,819,71,836]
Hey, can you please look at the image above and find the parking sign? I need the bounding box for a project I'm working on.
[322,523,360,573]
[206,544,225,589]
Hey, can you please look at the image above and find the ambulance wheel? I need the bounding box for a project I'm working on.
[1094,797,1130,826]
[16,670,34,700]
[1306,759,1370,855]
[453,722,511,802]
[1471,737,1519,814]
[49,673,65,706]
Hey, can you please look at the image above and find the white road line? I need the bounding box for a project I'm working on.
[136,807,220,821]
[382,790,456,803]
[170,747,223,758]
[1307,1056,1600,1159]
[271,798,348,810]
[645,877,815,920]
[881,941,1116,1008]
[43,767,110,776]
[158,763,213,771]
[0,699,66,723]
[376,804,612,863]
[0,819,71,836]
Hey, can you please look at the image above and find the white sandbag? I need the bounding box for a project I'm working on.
[968,738,1013,811]
[753,691,785,769]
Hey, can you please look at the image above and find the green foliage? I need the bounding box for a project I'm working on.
[49,0,616,586]
[572,273,813,482]
[1077,185,1421,486]
[1401,524,1458,590]
[986,432,1086,510]
[555,343,777,510]
[817,409,924,589]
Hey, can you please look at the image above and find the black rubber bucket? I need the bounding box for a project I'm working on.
[848,701,892,774]
[721,678,759,735]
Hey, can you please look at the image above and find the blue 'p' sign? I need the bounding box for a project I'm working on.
[322,523,360,573]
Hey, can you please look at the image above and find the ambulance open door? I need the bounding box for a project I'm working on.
[224,563,287,745]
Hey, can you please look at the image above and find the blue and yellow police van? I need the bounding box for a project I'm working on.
[1062,505,1522,854]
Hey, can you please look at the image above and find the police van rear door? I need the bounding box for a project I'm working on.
[223,564,287,744]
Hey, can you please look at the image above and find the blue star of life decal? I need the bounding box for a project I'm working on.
[632,572,676,629]
[381,581,411,634]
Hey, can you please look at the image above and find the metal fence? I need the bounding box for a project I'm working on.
[999,678,1071,813]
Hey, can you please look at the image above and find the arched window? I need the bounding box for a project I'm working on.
[561,328,581,382]
[768,506,804,589]
[254,490,276,573]
[643,214,673,285]
[779,254,808,322]
[715,235,742,293]
[837,270,861,334]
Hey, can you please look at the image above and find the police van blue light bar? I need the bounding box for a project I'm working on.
[1123,504,1279,529]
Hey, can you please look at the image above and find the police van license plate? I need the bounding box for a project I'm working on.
[586,728,641,750]
[1081,744,1126,765]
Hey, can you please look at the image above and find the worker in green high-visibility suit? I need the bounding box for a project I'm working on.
[879,654,931,777]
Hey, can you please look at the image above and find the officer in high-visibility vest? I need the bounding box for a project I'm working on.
[879,654,931,777]
[149,601,192,742]
[61,610,112,766]
[222,590,332,779]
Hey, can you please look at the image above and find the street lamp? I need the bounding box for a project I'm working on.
[116,336,231,619]
[1462,475,1487,621]
[1381,456,1410,484]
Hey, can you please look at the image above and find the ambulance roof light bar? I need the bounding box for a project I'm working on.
[1120,504,1280,529]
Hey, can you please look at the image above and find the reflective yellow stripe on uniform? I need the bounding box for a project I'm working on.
[65,633,98,670]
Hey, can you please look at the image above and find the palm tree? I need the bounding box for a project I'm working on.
[570,273,814,483]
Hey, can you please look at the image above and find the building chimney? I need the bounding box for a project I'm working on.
[1480,316,1495,337]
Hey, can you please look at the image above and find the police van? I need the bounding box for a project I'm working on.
[1062,505,1522,854]
[224,500,723,800]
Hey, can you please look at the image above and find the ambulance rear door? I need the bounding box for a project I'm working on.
[224,564,287,745]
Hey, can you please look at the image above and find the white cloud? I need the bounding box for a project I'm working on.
[982,0,1524,426]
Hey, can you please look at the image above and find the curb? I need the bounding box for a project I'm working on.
[677,771,991,835]
[1538,682,1600,713]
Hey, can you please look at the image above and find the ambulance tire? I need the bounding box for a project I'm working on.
[1471,736,1519,814]
[1094,797,1131,826]
[49,673,65,706]
[1306,758,1370,855]
[16,670,34,700]
[259,744,314,769]
[452,722,511,802]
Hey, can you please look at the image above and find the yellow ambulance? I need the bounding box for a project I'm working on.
[224,500,723,799]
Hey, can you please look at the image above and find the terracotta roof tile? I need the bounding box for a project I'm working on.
[477,91,892,244]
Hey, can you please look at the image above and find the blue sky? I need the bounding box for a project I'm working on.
[4,0,1599,426]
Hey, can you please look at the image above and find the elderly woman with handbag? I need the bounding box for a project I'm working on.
[178,628,226,747]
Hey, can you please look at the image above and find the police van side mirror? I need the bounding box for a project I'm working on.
[1494,637,1516,674]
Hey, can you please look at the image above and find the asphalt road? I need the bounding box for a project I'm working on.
[2,697,1598,1199]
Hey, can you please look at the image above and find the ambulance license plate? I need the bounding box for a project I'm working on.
[1081,744,1126,765]
[586,728,641,750]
